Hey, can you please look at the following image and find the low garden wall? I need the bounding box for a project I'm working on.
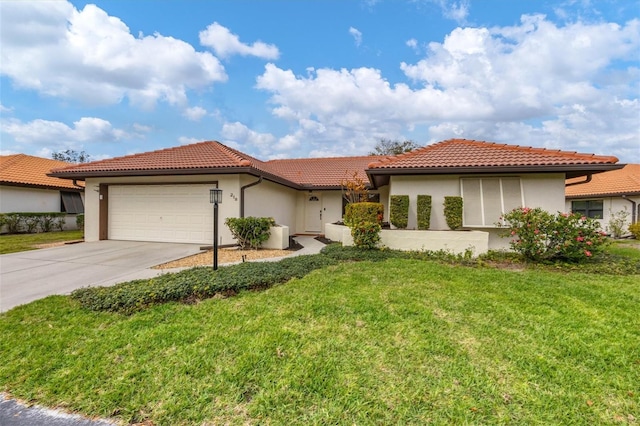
[325,223,489,256]
[263,225,289,250]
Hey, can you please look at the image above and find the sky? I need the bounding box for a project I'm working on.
[1,0,639,163]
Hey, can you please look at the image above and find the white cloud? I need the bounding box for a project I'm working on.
[183,106,208,121]
[1,117,130,152]
[0,103,13,113]
[220,121,277,156]
[252,15,639,161]
[199,22,279,60]
[178,136,203,145]
[0,1,227,108]
[349,27,363,47]
[406,38,419,52]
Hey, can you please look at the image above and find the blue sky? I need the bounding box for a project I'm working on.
[1,0,638,163]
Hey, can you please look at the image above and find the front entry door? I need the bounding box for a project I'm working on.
[305,194,322,233]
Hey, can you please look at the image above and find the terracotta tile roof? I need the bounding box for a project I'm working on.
[0,154,83,190]
[566,164,640,198]
[49,139,621,190]
[267,156,380,188]
[51,141,261,174]
[367,139,620,169]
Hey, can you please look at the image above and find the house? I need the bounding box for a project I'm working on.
[565,164,639,234]
[0,154,85,219]
[49,139,621,251]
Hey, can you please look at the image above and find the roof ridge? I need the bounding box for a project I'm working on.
[215,142,264,167]
[268,154,381,163]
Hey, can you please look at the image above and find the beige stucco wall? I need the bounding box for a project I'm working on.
[0,185,62,213]
[83,175,242,244]
[565,195,640,235]
[242,177,298,230]
[385,173,566,250]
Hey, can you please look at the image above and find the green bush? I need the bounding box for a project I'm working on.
[629,222,640,239]
[390,195,409,229]
[500,207,607,262]
[76,214,85,232]
[350,221,381,249]
[225,217,276,249]
[2,213,24,233]
[444,196,463,230]
[416,195,432,230]
[71,254,338,314]
[344,202,383,227]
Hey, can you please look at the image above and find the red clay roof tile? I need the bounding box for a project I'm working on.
[0,154,83,190]
[367,139,620,169]
[267,156,380,188]
[566,164,640,197]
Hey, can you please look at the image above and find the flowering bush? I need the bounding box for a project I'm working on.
[500,207,607,261]
[350,221,382,249]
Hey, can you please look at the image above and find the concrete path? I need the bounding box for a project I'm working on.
[0,240,204,312]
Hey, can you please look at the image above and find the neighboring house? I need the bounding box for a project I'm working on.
[49,139,621,250]
[565,164,640,233]
[0,154,85,216]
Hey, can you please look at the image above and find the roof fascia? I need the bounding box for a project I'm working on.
[48,166,304,190]
[566,191,640,199]
[0,181,84,192]
[366,164,624,189]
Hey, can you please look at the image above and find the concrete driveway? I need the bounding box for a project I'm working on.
[0,241,204,313]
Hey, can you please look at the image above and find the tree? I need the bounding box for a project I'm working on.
[52,150,91,163]
[369,139,420,156]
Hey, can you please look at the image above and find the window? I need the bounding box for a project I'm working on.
[61,191,84,214]
[461,177,523,227]
[571,200,603,219]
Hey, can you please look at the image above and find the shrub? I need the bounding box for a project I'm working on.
[55,215,66,231]
[344,202,383,227]
[390,195,409,229]
[40,213,58,232]
[350,221,381,249]
[500,207,607,262]
[22,214,43,233]
[3,213,24,233]
[443,196,463,230]
[607,208,630,238]
[225,217,276,249]
[416,195,432,230]
[76,214,85,232]
[629,222,640,239]
[71,254,338,314]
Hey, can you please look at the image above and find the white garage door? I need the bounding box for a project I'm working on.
[109,184,214,244]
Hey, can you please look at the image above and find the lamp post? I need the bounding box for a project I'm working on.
[210,188,223,270]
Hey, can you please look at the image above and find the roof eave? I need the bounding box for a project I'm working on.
[0,181,84,192]
[48,166,304,190]
[366,163,624,188]
[566,191,640,199]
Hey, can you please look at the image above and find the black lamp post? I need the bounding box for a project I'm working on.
[210,188,223,270]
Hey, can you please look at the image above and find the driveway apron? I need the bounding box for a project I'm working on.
[0,241,203,312]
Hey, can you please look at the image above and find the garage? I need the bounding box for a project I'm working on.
[108,184,214,244]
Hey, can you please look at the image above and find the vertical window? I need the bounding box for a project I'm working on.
[571,200,603,219]
[461,178,523,227]
[61,191,84,214]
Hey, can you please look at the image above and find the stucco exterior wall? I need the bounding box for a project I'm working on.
[83,175,242,244]
[242,177,298,230]
[0,185,62,213]
[565,195,640,235]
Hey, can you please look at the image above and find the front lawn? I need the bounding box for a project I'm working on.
[1,258,638,425]
[0,230,84,254]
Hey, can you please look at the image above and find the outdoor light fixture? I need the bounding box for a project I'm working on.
[210,188,223,270]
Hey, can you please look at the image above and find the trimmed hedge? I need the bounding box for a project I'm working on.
[444,196,463,230]
[71,255,338,314]
[416,195,432,230]
[390,195,409,229]
[344,202,383,227]
[629,222,640,239]
[0,212,67,234]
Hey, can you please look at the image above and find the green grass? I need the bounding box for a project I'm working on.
[0,230,84,254]
[1,259,638,425]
